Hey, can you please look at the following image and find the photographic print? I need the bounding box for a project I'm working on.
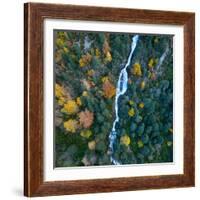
[54,30,173,167]
[24,3,195,196]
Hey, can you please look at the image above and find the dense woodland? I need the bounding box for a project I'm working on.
[54,30,173,167]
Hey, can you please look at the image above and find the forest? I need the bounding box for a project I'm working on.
[54,30,173,167]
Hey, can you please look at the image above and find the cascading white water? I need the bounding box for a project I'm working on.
[109,35,139,165]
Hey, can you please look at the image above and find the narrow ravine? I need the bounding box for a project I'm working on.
[109,35,139,165]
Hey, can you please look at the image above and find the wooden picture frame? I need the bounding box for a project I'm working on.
[24,2,195,197]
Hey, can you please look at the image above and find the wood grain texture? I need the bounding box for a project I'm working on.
[24,2,195,197]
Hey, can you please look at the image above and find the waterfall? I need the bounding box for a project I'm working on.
[109,35,139,165]
[155,46,169,75]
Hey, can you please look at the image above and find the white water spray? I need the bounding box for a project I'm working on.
[109,35,139,165]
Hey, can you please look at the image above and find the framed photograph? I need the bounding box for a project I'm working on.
[24,3,195,197]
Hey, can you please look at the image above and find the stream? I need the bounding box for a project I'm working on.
[108,35,139,165]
